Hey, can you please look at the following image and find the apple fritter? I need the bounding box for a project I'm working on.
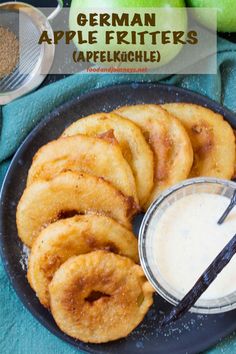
[27,134,138,204]
[28,215,139,308]
[115,104,193,209]
[62,112,154,208]
[16,172,137,247]
[162,103,235,179]
[232,130,236,179]
[49,251,154,343]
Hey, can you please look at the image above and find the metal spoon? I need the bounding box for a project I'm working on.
[217,189,236,224]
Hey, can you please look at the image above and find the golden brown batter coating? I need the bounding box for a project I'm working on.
[162,103,235,179]
[49,251,154,343]
[17,172,137,247]
[115,104,193,209]
[28,215,139,308]
[27,134,138,204]
[63,112,154,208]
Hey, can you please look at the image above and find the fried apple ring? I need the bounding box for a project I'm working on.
[115,104,193,209]
[17,172,136,247]
[162,103,235,179]
[233,130,236,179]
[49,251,154,343]
[62,112,154,208]
[28,215,139,308]
[27,134,138,204]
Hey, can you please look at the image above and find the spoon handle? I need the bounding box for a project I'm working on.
[218,190,236,225]
[160,232,236,328]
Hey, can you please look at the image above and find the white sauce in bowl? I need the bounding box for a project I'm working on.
[154,193,236,300]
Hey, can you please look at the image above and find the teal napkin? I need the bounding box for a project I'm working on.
[1,36,236,354]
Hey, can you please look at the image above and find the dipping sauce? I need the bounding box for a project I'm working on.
[154,193,236,300]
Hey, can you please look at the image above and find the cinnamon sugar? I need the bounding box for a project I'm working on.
[0,26,19,78]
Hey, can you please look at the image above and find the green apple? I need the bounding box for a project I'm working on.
[187,0,236,32]
[70,0,186,8]
[69,0,187,68]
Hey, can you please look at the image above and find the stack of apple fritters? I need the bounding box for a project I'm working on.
[16,103,235,343]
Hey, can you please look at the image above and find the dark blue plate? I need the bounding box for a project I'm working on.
[1,83,236,354]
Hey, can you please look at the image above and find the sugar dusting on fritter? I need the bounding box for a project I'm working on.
[19,244,29,271]
[122,294,210,350]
